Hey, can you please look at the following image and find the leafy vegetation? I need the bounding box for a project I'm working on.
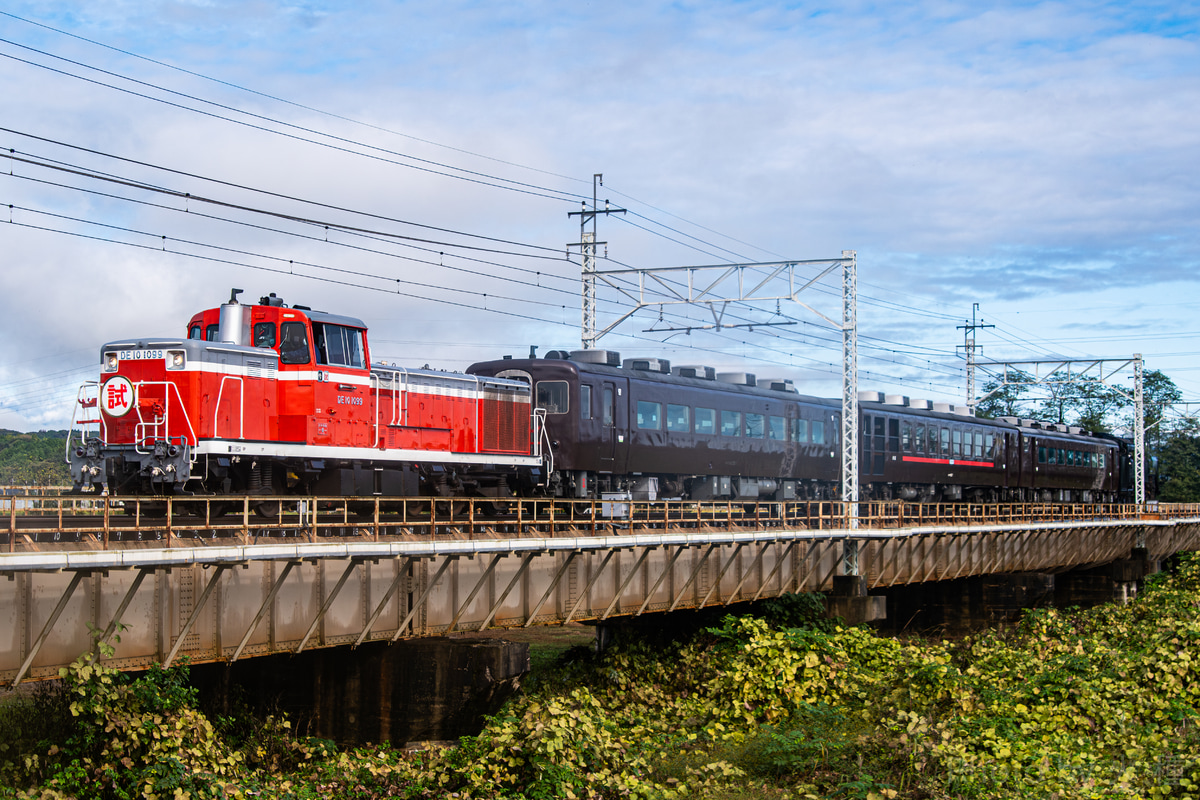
[6,561,1200,798]
[0,430,71,486]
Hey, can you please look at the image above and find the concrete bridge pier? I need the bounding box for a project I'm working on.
[825,575,887,625]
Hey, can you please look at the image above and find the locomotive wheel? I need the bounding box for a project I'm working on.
[253,499,282,519]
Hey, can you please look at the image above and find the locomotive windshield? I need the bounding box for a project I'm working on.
[280,322,311,365]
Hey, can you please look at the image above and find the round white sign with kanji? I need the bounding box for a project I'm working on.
[102,376,135,417]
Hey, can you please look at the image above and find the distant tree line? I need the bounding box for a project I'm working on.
[0,430,72,486]
[973,369,1200,501]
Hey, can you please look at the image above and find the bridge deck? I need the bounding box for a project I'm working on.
[2,496,1198,686]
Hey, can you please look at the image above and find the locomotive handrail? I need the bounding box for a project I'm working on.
[532,407,552,477]
[128,381,198,450]
[65,381,101,465]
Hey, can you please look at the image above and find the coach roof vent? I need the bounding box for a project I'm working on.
[623,357,671,374]
[932,402,953,413]
[762,378,798,393]
[672,365,716,380]
[717,372,756,387]
[909,398,932,410]
[570,349,621,366]
[858,391,885,403]
[884,394,909,406]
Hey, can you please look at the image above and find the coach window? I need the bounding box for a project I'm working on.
[901,422,911,451]
[746,413,765,438]
[768,416,786,440]
[888,418,900,452]
[985,434,995,460]
[536,381,569,414]
[253,322,276,348]
[1038,446,1047,463]
[812,420,826,445]
[873,417,885,451]
[279,322,311,365]
[580,385,593,421]
[667,403,689,432]
[603,387,614,425]
[914,425,925,454]
[940,428,951,457]
[973,432,984,459]
[695,407,716,435]
[721,410,742,437]
[637,401,661,430]
[792,418,808,443]
[952,429,963,458]
[1099,453,1105,469]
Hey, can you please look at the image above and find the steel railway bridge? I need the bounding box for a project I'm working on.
[2,491,1199,686]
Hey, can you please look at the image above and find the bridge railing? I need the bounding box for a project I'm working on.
[3,494,1199,550]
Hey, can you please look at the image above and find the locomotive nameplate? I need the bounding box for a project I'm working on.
[117,349,166,361]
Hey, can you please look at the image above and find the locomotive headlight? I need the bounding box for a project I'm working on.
[103,353,119,372]
[166,350,186,370]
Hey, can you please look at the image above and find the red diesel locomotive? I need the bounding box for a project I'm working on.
[68,291,543,501]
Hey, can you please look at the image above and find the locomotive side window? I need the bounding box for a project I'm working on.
[695,407,716,435]
[279,322,311,365]
[254,322,276,348]
[313,323,366,369]
[666,404,689,432]
[536,381,569,414]
[189,325,202,340]
[636,401,661,430]
[721,410,742,437]
[812,420,826,445]
[603,388,614,425]
[205,324,219,341]
[791,418,808,442]
[768,416,786,440]
[580,385,593,420]
[745,413,765,438]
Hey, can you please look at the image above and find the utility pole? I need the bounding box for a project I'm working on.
[568,174,626,350]
[958,303,993,413]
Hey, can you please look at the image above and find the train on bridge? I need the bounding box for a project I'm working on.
[68,291,1133,507]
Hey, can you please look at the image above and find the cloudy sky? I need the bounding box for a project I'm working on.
[1,1,1197,432]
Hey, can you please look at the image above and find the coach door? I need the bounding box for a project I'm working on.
[599,379,629,473]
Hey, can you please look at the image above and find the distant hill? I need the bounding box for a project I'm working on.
[0,430,73,486]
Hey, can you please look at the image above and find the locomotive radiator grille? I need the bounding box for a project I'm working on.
[480,391,531,454]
